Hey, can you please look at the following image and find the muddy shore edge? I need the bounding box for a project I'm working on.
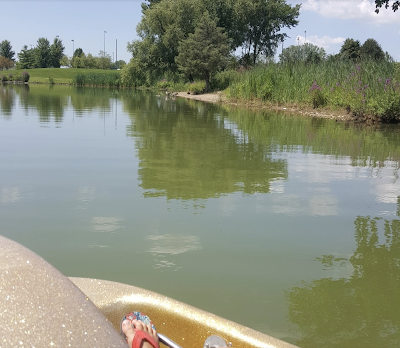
[176,91,353,122]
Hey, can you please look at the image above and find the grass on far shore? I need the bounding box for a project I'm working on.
[10,68,120,84]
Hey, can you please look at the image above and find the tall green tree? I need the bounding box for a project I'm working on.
[50,37,65,68]
[339,38,361,61]
[17,45,35,69]
[35,37,51,68]
[375,0,399,12]
[0,40,15,60]
[359,38,385,61]
[238,0,300,65]
[175,11,230,91]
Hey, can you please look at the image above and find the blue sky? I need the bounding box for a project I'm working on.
[1,0,399,63]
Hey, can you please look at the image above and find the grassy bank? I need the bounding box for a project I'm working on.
[220,60,400,123]
[2,68,120,85]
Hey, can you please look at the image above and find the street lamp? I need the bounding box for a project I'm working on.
[71,39,74,57]
[104,31,107,57]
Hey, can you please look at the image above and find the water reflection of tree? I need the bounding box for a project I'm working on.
[12,84,67,123]
[286,216,400,348]
[125,95,288,200]
[0,84,16,118]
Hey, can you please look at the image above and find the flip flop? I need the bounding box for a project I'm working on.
[121,311,159,348]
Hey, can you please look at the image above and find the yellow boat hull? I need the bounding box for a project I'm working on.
[1,236,298,348]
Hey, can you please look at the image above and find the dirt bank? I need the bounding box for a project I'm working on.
[175,91,353,122]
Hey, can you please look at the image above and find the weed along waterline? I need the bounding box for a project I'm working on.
[1,84,400,347]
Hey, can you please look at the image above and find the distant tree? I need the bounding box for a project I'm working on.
[73,48,84,58]
[0,56,14,70]
[339,38,360,61]
[97,51,112,69]
[359,38,385,61]
[60,54,70,67]
[114,60,126,69]
[50,37,65,68]
[17,45,35,69]
[35,37,51,68]
[175,12,230,92]
[375,0,399,13]
[279,43,326,64]
[83,54,97,69]
[0,40,15,61]
[71,54,86,68]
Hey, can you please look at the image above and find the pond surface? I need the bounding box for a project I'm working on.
[1,84,400,348]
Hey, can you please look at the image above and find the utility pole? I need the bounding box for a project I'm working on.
[104,31,107,57]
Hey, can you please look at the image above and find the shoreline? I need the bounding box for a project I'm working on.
[175,91,353,122]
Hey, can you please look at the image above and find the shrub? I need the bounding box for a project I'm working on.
[21,71,30,82]
[1,74,7,82]
[156,79,173,90]
[187,81,206,95]
[309,81,326,108]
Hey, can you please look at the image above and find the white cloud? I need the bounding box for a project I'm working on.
[294,35,345,50]
[301,0,398,25]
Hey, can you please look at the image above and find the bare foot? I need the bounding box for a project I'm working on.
[121,319,160,348]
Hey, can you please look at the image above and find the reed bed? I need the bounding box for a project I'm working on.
[72,72,121,88]
[224,60,400,122]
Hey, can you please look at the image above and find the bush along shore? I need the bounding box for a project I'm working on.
[1,71,30,83]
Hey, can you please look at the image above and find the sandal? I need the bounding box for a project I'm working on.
[121,311,159,348]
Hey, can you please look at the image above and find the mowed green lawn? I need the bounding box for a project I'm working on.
[14,68,120,84]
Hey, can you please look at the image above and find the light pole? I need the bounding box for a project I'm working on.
[71,39,74,57]
[104,31,107,57]
[304,31,306,44]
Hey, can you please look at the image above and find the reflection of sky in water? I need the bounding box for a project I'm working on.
[147,234,201,255]
[223,119,249,144]
[147,234,201,270]
[1,187,21,204]
[91,217,123,233]
[309,195,338,216]
[76,186,96,210]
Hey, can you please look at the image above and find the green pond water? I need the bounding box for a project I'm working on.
[1,84,400,348]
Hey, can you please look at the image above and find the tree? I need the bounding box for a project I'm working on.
[375,0,399,13]
[73,48,84,58]
[0,56,14,70]
[0,40,15,61]
[175,12,230,91]
[279,43,326,64]
[35,37,51,68]
[97,51,112,69]
[83,54,97,69]
[360,38,385,61]
[339,38,360,61]
[17,45,35,69]
[238,0,300,65]
[50,37,65,68]
[60,54,70,67]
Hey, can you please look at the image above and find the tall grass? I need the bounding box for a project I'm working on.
[224,60,400,122]
[72,72,121,87]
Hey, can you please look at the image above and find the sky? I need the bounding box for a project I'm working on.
[1,0,399,63]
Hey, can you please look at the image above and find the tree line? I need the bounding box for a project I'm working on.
[120,0,397,89]
[0,37,126,71]
[121,0,300,89]
[279,38,390,65]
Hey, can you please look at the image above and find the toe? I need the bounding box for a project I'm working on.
[122,319,136,345]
